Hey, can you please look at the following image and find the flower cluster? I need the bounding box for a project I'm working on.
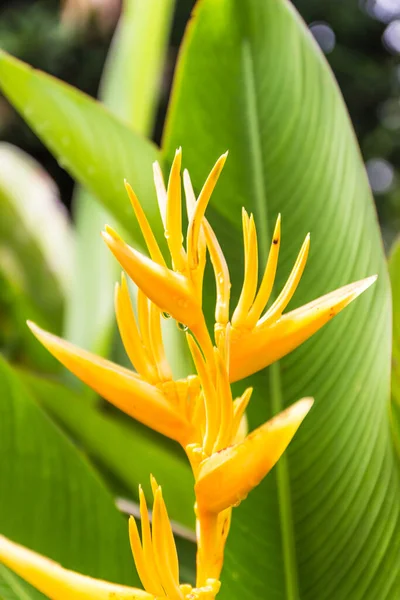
[0,149,376,598]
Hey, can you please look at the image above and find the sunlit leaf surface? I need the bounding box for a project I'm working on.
[163,1,400,598]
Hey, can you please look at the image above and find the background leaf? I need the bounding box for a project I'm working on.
[163,0,400,598]
[0,565,45,600]
[0,51,161,238]
[389,238,400,455]
[0,357,139,587]
[390,238,400,405]
[0,142,72,329]
[0,142,71,370]
[20,369,195,529]
[64,0,175,371]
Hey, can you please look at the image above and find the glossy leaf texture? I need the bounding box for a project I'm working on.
[0,50,161,239]
[20,369,195,529]
[0,358,139,588]
[163,1,400,598]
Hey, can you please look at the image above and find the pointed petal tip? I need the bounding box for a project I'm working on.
[361,273,378,289]
[150,473,159,492]
[26,320,47,340]
[218,150,229,164]
[26,319,35,330]
[337,274,378,303]
[290,396,314,420]
[103,224,118,238]
[124,180,135,197]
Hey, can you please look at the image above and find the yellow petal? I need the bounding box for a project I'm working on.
[186,152,228,269]
[213,348,234,452]
[153,161,167,228]
[232,387,252,440]
[124,181,166,267]
[27,322,191,444]
[195,398,313,514]
[148,301,173,382]
[129,517,159,596]
[230,275,377,382]
[137,488,164,597]
[0,535,152,600]
[183,169,207,300]
[231,211,258,328]
[115,274,157,383]
[166,148,186,272]
[202,219,231,328]
[258,233,310,327]
[102,226,202,329]
[152,487,183,600]
[246,214,281,328]
[187,334,219,455]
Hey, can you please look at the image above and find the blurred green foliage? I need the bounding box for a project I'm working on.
[1,0,398,244]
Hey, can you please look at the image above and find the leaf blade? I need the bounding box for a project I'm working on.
[0,50,161,236]
[0,358,139,587]
[163,1,400,598]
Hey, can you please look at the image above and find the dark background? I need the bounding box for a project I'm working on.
[0,0,399,247]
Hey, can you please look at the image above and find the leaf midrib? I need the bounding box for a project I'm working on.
[241,38,299,600]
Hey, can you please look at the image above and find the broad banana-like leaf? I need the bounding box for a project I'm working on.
[0,143,71,370]
[0,358,139,587]
[163,1,399,598]
[0,142,72,330]
[0,50,161,238]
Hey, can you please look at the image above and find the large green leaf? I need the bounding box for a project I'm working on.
[0,50,161,238]
[163,1,400,598]
[0,358,139,587]
[0,143,71,370]
[0,142,71,331]
[20,369,195,529]
[100,0,175,133]
[64,0,175,368]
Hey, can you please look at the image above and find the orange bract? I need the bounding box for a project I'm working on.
[17,148,376,598]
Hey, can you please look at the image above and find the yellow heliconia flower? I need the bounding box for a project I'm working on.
[224,210,377,381]
[195,397,313,514]
[101,150,376,382]
[182,328,313,585]
[102,148,227,362]
[25,148,377,598]
[0,478,220,600]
